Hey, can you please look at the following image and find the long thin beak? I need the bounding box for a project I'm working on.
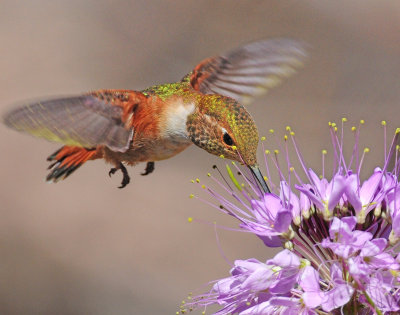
[249,165,271,193]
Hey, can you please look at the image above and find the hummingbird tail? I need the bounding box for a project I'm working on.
[46,146,101,182]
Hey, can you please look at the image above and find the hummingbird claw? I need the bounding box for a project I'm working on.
[141,161,155,176]
[109,167,117,177]
[118,163,130,189]
[108,163,130,188]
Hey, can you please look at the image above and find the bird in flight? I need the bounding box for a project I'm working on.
[3,38,306,192]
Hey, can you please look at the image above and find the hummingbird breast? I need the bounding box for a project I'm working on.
[104,97,196,164]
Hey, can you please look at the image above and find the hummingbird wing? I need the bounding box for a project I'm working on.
[188,38,307,105]
[3,90,147,152]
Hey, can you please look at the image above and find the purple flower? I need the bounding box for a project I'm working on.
[183,121,400,314]
[297,170,346,220]
[321,216,375,259]
[248,193,292,247]
[320,263,355,312]
[190,250,301,314]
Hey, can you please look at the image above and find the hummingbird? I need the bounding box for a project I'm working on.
[3,39,306,191]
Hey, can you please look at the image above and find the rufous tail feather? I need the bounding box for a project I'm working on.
[46,146,100,182]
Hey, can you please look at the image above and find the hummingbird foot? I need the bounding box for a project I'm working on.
[109,168,118,177]
[108,162,130,188]
[141,161,155,176]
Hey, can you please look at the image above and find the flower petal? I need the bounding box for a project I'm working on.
[360,170,382,204]
[360,238,387,257]
[366,277,400,312]
[328,174,346,211]
[344,174,362,212]
[321,283,354,311]
[257,234,282,247]
[274,210,292,232]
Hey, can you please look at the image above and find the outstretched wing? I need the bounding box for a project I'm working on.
[3,90,147,152]
[188,38,307,105]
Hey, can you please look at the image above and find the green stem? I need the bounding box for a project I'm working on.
[363,291,383,315]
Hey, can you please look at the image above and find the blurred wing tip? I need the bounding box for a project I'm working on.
[271,38,309,61]
[2,112,11,126]
[247,37,309,51]
[2,108,19,130]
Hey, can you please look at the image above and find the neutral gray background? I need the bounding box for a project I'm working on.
[1,1,400,314]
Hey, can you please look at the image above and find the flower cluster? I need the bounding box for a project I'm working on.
[182,120,400,315]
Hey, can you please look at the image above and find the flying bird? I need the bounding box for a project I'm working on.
[3,38,306,192]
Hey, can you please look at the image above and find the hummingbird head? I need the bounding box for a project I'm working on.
[187,95,270,192]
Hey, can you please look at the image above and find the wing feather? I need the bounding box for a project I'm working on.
[189,38,307,105]
[3,92,139,152]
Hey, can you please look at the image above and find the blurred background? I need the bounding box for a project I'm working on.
[1,1,400,314]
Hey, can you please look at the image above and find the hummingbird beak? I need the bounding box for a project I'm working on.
[249,165,271,193]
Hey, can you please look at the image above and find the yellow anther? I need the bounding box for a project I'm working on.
[269,129,274,134]
[201,185,206,189]
[284,135,288,141]
[396,145,400,151]
[364,148,370,153]
[360,119,365,124]
[190,179,195,183]
[219,154,225,159]
[241,183,245,187]
[284,241,294,250]
[331,122,336,127]
[322,149,327,155]
[232,145,237,150]
[188,217,193,223]
[319,174,323,179]
[231,161,235,165]
[260,136,266,141]
[286,126,291,131]
[189,194,194,199]
[300,258,311,268]
[290,131,295,136]
[396,128,400,134]
[246,302,251,306]
[390,269,400,277]
[334,127,338,132]
[263,176,268,181]
[265,150,270,154]
[207,173,211,177]
[328,121,332,126]
[342,117,347,122]
[274,149,279,154]
[290,167,294,172]
[381,120,387,126]
[196,178,200,183]
[351,126,356,131]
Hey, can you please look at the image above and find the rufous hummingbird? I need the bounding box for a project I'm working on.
[3,39,306,192]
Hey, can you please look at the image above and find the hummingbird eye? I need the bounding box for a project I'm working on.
[223,132,234,146]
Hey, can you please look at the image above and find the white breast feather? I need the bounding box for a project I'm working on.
[163,100,195,140]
